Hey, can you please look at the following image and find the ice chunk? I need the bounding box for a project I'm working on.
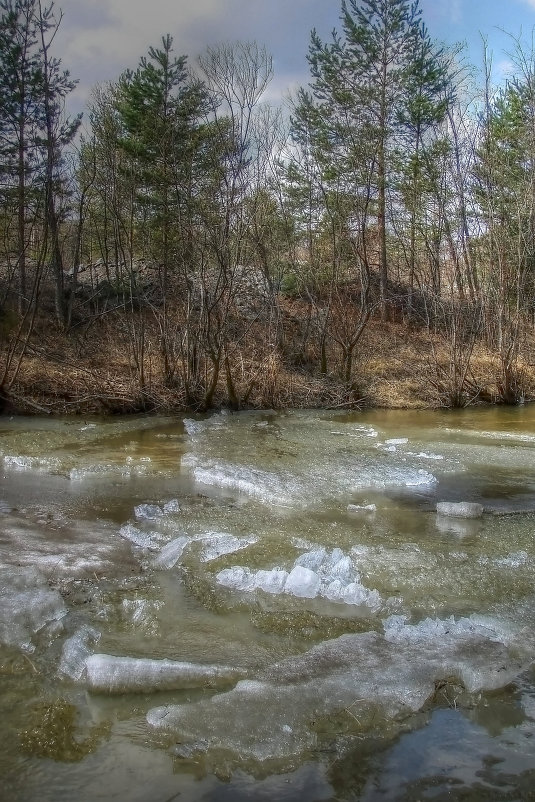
[325,553,354,584]
[254,569,289,594]
[0,566,66,652]
[284,566,321,599]
[85,654,242,694]
[58,626,101,680]
[121,599,162,629]
[215,548,381,608]
[147,618,534,765]
[134,503,163,520]
[152,537,189,569]
[199,532,257,562]
[3,455,60,472]
[436,501,484,518]
[521,694,535,719]
[495,551,529,568]
[323,579,346,601]
[343,583,381,610]
[295,549,327,573]
[162,499,181,514]
[347,503,377,513]
[187,457,298,506]
[217,566,256,592]
[119,524,156,549]
[435,516,477,538]
[385,438,408,446]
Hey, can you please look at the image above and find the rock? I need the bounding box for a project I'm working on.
[436,502,484,519]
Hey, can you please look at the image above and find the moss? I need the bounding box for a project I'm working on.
[19,699,110,762]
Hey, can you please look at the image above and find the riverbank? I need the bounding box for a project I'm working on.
[2,308,534,416]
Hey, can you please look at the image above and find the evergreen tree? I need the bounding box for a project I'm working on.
[300,0,450,317]
[0,0,43,309]
[116,35,208,299]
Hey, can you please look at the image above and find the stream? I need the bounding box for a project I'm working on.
[1,406,535,800]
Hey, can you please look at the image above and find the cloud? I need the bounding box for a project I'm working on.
[53,0,336,114]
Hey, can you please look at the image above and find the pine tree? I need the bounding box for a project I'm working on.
[116,35,208,300]
[300,0,450,318]
[0,0,43,310]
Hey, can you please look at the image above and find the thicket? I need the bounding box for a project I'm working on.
[1,0,535,413]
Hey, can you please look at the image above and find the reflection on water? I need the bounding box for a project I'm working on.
[1,406,535,800]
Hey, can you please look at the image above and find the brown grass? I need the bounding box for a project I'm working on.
[2,306,535,415]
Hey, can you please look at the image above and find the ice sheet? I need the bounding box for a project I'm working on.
[0,566,66,652]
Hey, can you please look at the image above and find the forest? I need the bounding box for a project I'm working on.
[1,0,535,414]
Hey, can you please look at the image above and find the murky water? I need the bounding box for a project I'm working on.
[1,406,535,800]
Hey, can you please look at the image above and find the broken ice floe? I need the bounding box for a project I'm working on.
[184,456,298,507]
[84,654,243,694]
[69,460,151,481]
[134,503,163,520]
[3,455,61,472]
[58,625,101,680]
[198,532,258,562]
[119,524,160,549]
[437,502,484,519]
[0,566,66,652]
[146,613,532,763]
[347,503,377,514]
[152,536,189,569]
[216,548,382,610]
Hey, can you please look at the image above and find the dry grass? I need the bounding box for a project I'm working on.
[2,305,535,415]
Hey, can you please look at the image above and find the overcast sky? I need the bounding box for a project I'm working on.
[52,0,535,119]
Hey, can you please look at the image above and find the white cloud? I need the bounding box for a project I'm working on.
[53,0,334,114]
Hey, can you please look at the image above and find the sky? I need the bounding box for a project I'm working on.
[52,0,535,120]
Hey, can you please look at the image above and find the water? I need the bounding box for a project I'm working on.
[1,406,535,800]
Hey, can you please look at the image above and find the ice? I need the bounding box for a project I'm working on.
[134,503,163,520]
[147,616,533,764]
[152,536,189,569]
[3,455,60,472]
[69,461,150,480]
[254,569,289,594]
[354,467,437,490]
[347,503,377,513]
[436,501,484,518]
[119,524,157,549]
[386,438,408,446]
[495,551,529,568]
[188,458,297,506]
[0,566,66,652]
[343,583,382,610]
[199,532,257,562]
[58,626,101,680]
[216,548,381,608]
[217,566,258,592]
[521,694,535,719]
[162,499,181,514]
[324,551,354,583]
[435,516,477,538]
[121,599,163,630]
[85,654,242,694]
[295,548,327,573]
[217,566,289,594]
[284,566,321,598]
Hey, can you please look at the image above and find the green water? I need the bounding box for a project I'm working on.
[1,406,535,800]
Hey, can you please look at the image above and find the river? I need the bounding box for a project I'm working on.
[1,406,535,800]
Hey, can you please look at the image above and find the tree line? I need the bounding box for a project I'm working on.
[1,0,534,410]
